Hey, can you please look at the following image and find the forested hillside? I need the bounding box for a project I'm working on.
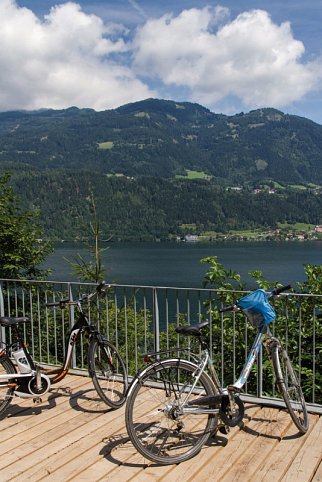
[10,169,322,241]
[1,99,322,183]
[1,98,322,241]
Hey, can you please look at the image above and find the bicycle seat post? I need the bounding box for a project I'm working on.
[198,333,208,351]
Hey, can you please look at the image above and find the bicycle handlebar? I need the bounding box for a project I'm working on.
[219,284,292,313]
[46,281,111,309]
[219,304,236,313]
[270,284,291,296]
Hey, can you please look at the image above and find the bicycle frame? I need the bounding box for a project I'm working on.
[0,304,97,389]
[0,281,128,410]
[179,325,271,416]
[41,307,99,383]
[232,325,268,390]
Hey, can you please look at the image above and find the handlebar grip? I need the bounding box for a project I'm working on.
[46,302,60,308]
[271,285,291,296]
[46,298,70,308]
[219,304,236,313]
[96,281,107,293]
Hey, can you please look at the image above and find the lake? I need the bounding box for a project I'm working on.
[43,240,322,288]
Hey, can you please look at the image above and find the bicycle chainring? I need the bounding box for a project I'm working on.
[219,395,245,427]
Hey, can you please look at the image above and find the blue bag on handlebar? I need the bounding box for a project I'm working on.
[237,289,276,327]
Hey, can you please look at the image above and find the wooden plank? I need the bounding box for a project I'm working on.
[282,416,322,482]
[62,434,149,482]
[36,391,163,481]
[0,375,92,440]
[34,386,175,481]
[10,409,127,481]
[0,391,120,480]
[125,405,264,482]
[0,383,104,458]
[0,373,319,482]
[0,374,91,423]
[157,406,287,482]
[99,411,225,481]
[91,404,263,482]
[218,410,294,482]
[312,459,322,481]
[161,406,289,482]
[0,377,102,441]
[254,413,319,481]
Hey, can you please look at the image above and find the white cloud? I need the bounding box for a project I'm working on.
[0,0,155,111]
[0,1,321,113]
[132,7,322,109]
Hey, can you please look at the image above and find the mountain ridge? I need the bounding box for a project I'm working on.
[1,98,322,241]
[1,98,322,184]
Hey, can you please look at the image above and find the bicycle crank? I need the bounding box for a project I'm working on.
[219,395,245,427]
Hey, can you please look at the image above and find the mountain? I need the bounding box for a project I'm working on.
[1,99,322,242]
[1,99,322,184]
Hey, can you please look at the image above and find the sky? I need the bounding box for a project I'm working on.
[1,0,322,123]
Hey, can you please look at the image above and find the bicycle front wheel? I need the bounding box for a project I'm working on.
[126,358,218,465]
[88,339,128,409]
[0,357,16,415]
[272,342,308,433]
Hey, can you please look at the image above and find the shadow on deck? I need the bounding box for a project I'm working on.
[0,374,320,481]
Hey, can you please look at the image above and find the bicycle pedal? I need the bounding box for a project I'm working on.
[218,425,230,435]
[59,387,72,394]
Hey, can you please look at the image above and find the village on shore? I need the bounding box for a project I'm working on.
[177,225,322,243]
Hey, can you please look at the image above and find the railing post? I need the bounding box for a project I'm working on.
[257,345,263,398]
[153,288,160,355]
[0,282,5,344]
[68,284,76,369]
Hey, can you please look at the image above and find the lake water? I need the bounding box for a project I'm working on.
[43,241,322,288]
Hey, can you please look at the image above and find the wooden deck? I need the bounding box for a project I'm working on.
[0,374,320,481]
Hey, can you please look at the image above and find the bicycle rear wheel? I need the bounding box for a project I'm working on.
[125,358,218,465]
[88,339,127,409]
[271,341,308,433]
[0,357,16,415]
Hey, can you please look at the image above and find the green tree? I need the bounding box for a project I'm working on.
[0,173,52,279]
[67,190,109,282]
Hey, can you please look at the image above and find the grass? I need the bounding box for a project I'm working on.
[98,141,114,150]
[229,229,263,238]
[289,184,308,190]
[277,222,315,232]
[179,223,197,230]
[134,112,150,118]
[272,181,285,189]
[176,170,211,180]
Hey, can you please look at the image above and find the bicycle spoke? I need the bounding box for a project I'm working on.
[126,359,217,464]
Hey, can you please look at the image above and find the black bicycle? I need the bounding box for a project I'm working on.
[0,282,128,413]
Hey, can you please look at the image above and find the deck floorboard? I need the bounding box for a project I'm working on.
[0,375,319,482]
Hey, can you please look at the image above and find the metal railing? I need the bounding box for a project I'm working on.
[0,278,321,412]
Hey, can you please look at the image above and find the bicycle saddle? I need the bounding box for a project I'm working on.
[0,316,30,327]
[175,321,209,336]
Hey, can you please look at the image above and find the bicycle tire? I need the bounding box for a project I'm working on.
[0,357,16,415]
[271,341,308,433]
[88,339,128,409]
[125,358,218,465]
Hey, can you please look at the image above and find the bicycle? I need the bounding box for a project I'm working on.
[125,285,308,465]
[0,281,128,414]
